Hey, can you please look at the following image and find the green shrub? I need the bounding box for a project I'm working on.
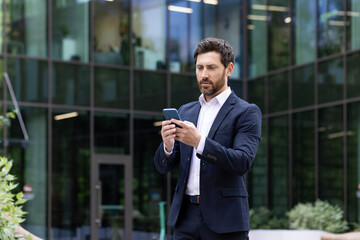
[0,157,30,240]
[287,199,349,233]
[250,206,288,229]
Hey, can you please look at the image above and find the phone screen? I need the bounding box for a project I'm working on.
[163,108,182,121]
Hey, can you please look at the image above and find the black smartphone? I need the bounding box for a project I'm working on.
[163,108,182,127]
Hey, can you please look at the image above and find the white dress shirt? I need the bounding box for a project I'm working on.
[185,87,232,196]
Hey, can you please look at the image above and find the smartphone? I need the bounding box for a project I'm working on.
[163,108,182,127]
[163,108,182,121]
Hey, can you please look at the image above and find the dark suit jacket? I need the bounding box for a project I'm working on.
[154,92,262,233]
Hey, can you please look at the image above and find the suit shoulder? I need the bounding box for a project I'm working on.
[179,101,199,112]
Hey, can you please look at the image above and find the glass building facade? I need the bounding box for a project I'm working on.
[1,0,360,239]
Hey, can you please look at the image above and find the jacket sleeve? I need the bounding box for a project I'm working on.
[199,104,262,176]
[154,140,181,174]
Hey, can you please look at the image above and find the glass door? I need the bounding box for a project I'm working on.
[91,154,132,240]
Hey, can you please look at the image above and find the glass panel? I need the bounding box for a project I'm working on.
[248,77,265,113]
[318,0,345,58]
[99,164,125,239]
[93,0,130,65]
[348,0,360,50]
[169,0,202,73]
[247,0,267,77]
[229,79,243,99]
[0,1,3,53]
[7,58,48,103]
[269,115,288,216]
[249,124,266,208]
[94,67,130,109]
[133,115,167,239]
[52,62,90,106]
[6,0,47,57]
[269,71,288,113]
[268,0,290,71]
[134,71,167,111]
[204,0,243,79]
[94,112,130,154]
[171,74,199,109]
[293,0,316,64]
[347,52,360,99]
[292,64,314,109]
[52,0,89,62]
[348,102,360,223]
[0,58,3,100]
[52,109,90,240]
[318,57,343,104]
[132,0,166,70]
[293,111,315,204]
[7,107,47,239]
[319,106,343,205]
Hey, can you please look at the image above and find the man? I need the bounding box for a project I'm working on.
[154,37,262,240]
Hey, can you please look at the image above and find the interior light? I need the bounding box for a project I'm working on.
[153,121,163,127]
[247,14,268,21]
[54,112,79,121]
[329,20,349,26]
[186,0,201,2]
[247,24,255,30]
[204,0,218,5]
[251,4,289,12]
[168,5,193,14]
[337,11,360,17]
[284,17,292,23]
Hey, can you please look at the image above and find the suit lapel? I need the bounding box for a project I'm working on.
[207,92,236,139]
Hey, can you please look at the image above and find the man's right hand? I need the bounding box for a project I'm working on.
[161,120,177,152]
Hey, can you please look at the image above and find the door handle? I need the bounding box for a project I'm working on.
[95,182,102,227]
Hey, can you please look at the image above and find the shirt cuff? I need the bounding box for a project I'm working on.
[196,136,206,155]
[163,143,173,157]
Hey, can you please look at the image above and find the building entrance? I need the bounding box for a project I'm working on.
[91,154,132,240]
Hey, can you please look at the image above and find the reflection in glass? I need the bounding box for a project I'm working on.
[6,0,47,57]
[269,115,288,216]
[269,71,288,113]
[348,0,360,50]
[247,0,267,77]
[171,74,199,109]
[318,57,343,104]
[293,0,316,64]
[318,0,345,57]
[319,106,343,206]
[248,77,265,113]
[347,52,360,99]
[268,0,290,71]
[94,67,130,109]
[293,111,315,205]
[52,1,89,62]
[347,102,360,223]
[169,0,201,73]
[7,107,47,239]
[204,0,242,79]
[132,0,166,70]
[52,63,90,106]
[249,124,266,208]
[99,164,125,239]
[134,71,167,111]
[94,0,130,65]
[292,64,314,109]
[52,110,90,240]
[94,112,130,154]
[133,115,166,237]
[7,58,48,103]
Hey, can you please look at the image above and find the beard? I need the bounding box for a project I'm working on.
[198,71,226,97]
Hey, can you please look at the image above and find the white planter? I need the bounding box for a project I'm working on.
[249,230,327,240]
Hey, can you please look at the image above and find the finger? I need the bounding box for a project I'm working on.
[172,119,184,128]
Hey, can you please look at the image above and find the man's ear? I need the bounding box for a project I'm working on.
[226,62,234,77]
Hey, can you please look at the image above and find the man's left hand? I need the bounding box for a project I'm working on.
[171,119,201,148]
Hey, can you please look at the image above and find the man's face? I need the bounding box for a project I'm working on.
[195,51,232,101]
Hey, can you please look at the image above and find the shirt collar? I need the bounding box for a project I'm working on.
[199,87,232,107]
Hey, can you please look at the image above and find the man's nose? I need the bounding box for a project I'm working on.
[201,69,210,78]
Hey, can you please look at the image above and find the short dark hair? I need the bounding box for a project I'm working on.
[193,37,235,68]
